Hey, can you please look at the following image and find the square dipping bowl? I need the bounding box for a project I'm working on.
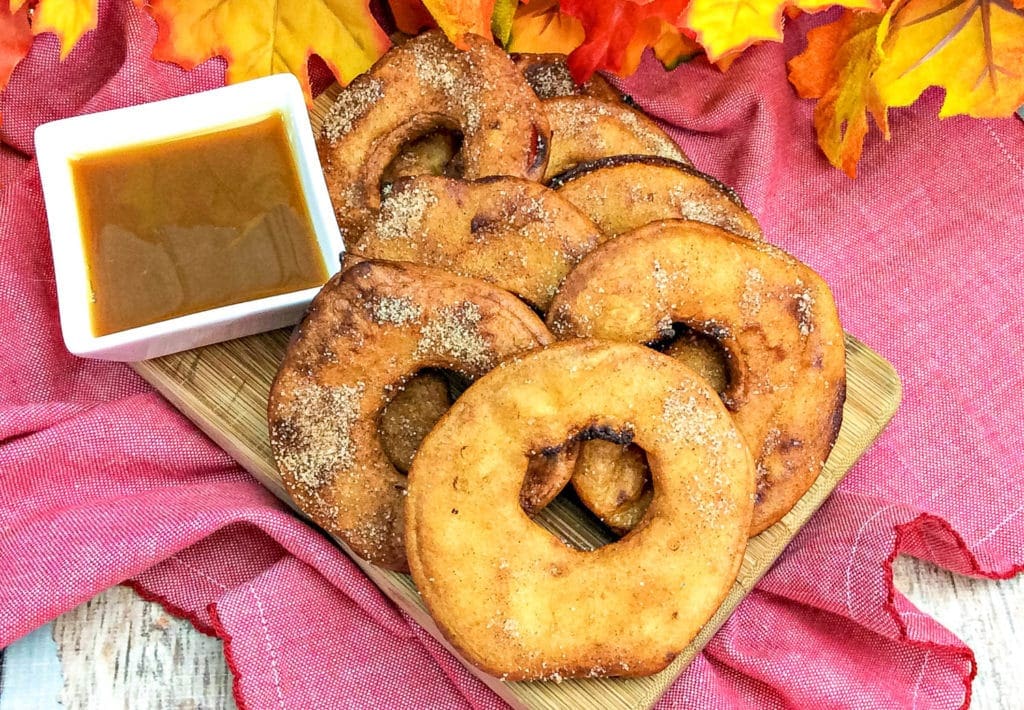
[35,73,343,361]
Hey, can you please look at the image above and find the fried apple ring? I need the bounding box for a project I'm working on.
[542,96,690,181]
[350,175,604,311]
[379,53,620,182]
[549,221,846,535]
[378,368,569,510]
[269,261,567,571]
[552,155,756,530]
[550,155,762,240]
[406,341,755,679]
[317,31,550,237]
[512,53,622,102]
[569,328,731,535]
[576,327,730,535]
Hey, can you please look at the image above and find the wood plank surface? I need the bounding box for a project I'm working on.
[52,586,236,710]
[129,330,900,709]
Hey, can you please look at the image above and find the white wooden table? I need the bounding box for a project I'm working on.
[0,557,1020,709]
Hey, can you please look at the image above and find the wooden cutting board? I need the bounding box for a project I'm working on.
[130,87,902,709]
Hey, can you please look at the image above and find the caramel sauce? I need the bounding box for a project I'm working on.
[72,113,328,337]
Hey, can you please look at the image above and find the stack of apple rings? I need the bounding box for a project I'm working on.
[270,30,847,682]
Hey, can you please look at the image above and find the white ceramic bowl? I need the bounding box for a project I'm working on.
[35,73,343,361]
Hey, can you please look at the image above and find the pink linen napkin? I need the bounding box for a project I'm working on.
[1,2,1021,708]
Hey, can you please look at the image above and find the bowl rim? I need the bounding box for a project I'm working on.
[34,73,343,361]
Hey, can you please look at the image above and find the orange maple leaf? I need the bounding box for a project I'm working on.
[0,3,33,92]
[506,0,584,54]
[417,0,496,46]
[556,0,691,80]
[389,0,438,35]
[788,11,893,177]
[147,0,391,102]
[508,1,699,76]
[791,0,1024,176]
[687,0,883,61]
[652,23,702,70]
[615,16,700,76]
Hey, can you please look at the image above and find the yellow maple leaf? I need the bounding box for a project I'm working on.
[788,10,894,177]
[874,0,1024,117]
[419,0,496,46]
[790,0,1024,176]
[148,0,390,101]
[686,0,883,61]
[506,0,584,54]
[11,0,97,59]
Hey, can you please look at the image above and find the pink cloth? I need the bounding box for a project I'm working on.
[1,3,1021,707]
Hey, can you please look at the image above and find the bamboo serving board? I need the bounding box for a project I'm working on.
[130,88,902,709]
[132,333,899,710]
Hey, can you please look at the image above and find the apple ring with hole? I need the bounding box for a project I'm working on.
[548,221,846,536]
[348,175,604,312]
[376,366,571,517]
[550,155,762,241]
[375,52,622,185]
[551,154,759,530]
[662,329,731,394]
[317,30,550,238]
[406,340,755,680]
[571,327,732,535]
[512,52,623,102]
[268,260,569,571]
[542,96,690,181]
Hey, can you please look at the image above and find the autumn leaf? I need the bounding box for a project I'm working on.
[788,11,893,177]
[391,0,516,51]
[147,0,391,101]
[791,0,1024,175]
[506,0,584,55]
[389,0,437,35]
[652,23,702,70]
[0,3,33,92]
[507,1,698,75]
[0,0,101,108]
[874,0,1024,117]
[12,0,99,59]
[686,0,883,61]
[491,0,517,44]
[418,0,496,46]
[616,16,691,76]
[557,0,689,80]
